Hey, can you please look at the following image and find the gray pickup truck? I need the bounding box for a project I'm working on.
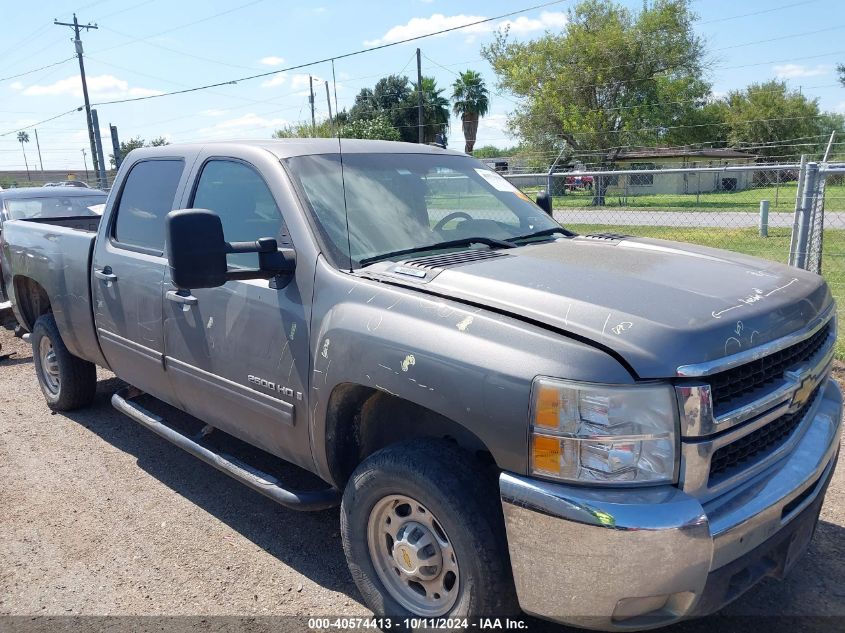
[2,139,841,629]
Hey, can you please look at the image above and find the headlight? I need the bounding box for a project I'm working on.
[529,377,678,485]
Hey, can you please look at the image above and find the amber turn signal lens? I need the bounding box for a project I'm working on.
[532,434,561,473]
[535,385,560,429]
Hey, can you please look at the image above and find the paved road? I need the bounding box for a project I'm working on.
[1,327,844,632]
[555,209,845,228]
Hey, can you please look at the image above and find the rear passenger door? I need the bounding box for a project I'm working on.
[92,158,188,406]
[162,158,310,463]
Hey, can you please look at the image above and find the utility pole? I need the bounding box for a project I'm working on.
[110,124,122,169]
[309,75,316,136]
[81,149,89,184]
[324,80,333,124]
[91,109,107,189]
[416,48,424,144]
[54,14,99,179]
[34,128,45,173]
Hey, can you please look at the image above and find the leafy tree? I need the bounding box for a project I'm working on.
[452,70,489,153]
[109,136,170,167]
[273,114,400,142]
[349,75,416,141]
[719,81,829,161]
[17,131,31,180]
[482,0,709,159]
[349,74,450,144]
[838,63,845,88]
[473,144,520,158]
[413,77,450,144]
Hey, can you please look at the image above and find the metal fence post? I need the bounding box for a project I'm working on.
[794,162,819,270]
[789,155,808,266]
[759,200,769,237]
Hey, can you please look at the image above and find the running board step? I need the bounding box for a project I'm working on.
[112,387,340,511]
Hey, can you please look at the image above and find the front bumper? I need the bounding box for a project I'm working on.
[500,378,842,631]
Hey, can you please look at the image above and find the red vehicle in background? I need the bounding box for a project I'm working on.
[565,174,593,190]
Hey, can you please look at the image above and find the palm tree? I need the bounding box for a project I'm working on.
[451,70,490,154]
[17,131,31,181]
[412,77,450,145]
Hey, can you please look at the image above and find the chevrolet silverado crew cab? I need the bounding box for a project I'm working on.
[2,140,841,630]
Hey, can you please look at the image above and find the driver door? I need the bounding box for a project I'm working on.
[163,157,310,463]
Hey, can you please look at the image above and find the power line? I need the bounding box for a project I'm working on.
[0,107,83,138]
[0,56,76,83]
[88,0,567,107]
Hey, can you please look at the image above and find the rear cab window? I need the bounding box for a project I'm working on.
[112,159,185,253]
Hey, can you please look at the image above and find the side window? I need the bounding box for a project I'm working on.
[113,160,184,251]
[191,160,286,268]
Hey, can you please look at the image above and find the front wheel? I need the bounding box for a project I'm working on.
[340,439,517,619]
[31,313,96,411]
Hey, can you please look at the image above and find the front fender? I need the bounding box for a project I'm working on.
[308,258,633,483]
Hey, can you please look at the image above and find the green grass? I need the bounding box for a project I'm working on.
[533,183,845,213]
[566,224,845,359]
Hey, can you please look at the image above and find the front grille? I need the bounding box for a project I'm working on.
[709,387,820,482]
[709,321,831,416]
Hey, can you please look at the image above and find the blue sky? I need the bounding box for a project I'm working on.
[1,0,844,171]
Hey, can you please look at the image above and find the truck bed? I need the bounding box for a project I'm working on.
[1,217,106,367]
[20,215,102,233]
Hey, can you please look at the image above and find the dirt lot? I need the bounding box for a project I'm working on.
[1,325,843,632]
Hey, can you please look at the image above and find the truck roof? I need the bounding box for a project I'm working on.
[128,138,466,160]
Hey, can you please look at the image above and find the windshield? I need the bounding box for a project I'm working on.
[5,195,106,220]
[285,153,562,268]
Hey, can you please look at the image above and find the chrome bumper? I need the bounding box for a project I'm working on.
[500,378,842,631]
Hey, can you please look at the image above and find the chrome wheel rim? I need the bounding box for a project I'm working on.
[38,336,60,395]
[366,494,460,616]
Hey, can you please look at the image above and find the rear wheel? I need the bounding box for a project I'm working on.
[32,313,96,411]
[341,439,517,619]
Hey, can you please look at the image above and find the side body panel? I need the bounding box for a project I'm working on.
[1,219,107,367]
[308,257,633,482]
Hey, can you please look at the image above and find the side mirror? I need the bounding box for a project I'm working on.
[536,190,552,216]
[165,208,296,290]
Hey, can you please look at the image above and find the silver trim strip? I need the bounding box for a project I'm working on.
[676,303,834,377]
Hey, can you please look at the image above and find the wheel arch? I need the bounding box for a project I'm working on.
[324,382,495,487]
[12,275,52,331]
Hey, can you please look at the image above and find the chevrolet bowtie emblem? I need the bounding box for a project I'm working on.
[792,375,816,409]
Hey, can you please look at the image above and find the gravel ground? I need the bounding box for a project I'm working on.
[1,325,843,632]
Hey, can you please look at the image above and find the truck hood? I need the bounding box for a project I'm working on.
[375,236,832,378]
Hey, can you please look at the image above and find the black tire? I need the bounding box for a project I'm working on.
[341,439,518,620]
[31,313,96,411]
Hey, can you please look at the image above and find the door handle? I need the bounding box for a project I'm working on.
[94,267,117,282]
[166,290,198,306]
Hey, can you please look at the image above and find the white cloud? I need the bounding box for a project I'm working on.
[199,108,227,117]
[364,11,567,46]
[9,81,23,91]
[773,64,831,79]
[259,56,285,66]
[262,73,330,94]
[21,74,161,99]
[261,73,287,88]
[835,101,845,114]
[197,113,290,138]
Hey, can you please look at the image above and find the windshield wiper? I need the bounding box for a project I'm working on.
[507,226,574,244]
[360,237,515,267]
